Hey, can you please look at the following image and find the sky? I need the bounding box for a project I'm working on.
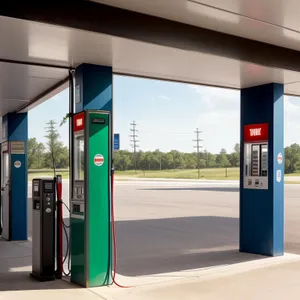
[28,75,300,154]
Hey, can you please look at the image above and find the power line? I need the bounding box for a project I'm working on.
[193,128,203,179]
[130,121,139,173]
[138,130,194,136]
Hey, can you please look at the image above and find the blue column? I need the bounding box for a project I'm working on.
[2,112,28,241]
[240,83,284,256]
[75,64,112,113]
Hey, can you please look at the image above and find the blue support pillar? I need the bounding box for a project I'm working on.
[2,112,28,241]
[240,83,284,256]
[71,63,113,287]
[75,64,112,113]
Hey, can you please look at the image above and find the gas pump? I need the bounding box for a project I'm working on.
[243,123,269,189]
[30,178,56,281]
[70,110,112,288]
[1,140,25,240]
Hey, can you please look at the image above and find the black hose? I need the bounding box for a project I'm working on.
[61,202,71,228]
[62,221,70,277]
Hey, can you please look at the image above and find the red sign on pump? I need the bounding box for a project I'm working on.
[74,112,85,132]
[244,123,268,142]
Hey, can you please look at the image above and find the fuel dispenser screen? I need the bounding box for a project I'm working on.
[244,123,268,190]
[44,182,53,191]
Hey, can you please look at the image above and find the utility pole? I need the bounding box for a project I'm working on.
[193,128,203,179]
[130,121,139,173]
[160,156,162,171]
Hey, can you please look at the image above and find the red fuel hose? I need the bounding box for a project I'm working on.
[111,172,132,288]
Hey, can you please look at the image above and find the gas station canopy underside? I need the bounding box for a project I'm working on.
[2,0,300,115]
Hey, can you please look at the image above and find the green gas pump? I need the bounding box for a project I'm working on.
[70,110,112,288]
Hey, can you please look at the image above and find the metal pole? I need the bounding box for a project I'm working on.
[197,129,200,179]
[193,128,203,179]
[69,70,75,203]
[130,121,139,173]
[68,70,75,275]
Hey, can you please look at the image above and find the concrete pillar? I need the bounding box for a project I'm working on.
[75,64,112,113]
[2,112,28,241]
[240,83,284,256]
[71,64,113,287]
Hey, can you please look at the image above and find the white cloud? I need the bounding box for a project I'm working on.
[158,95,170,101]
[188,84,240,112]
[186,84,240,152]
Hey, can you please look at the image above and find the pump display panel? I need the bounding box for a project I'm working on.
[244,123,269,190]
[44,181,53,191]
[71,112,85,219]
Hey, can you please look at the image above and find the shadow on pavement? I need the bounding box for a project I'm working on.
[113,215,264,276]
[138,187,239,192]
[0,239,75,291]
[0,198,73,292]
[0,203,262,290]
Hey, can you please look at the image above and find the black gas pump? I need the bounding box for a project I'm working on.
[30,178,56,281]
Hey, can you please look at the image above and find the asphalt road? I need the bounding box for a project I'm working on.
[27,180,300,277]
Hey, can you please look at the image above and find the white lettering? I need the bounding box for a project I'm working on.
[249,128,261,136]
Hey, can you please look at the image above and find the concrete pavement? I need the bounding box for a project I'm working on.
[1,180,300,299]
[1,239,300,299]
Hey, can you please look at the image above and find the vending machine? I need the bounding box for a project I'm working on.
[243,123,268,189]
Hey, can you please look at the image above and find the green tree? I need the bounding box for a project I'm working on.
[161,152,173,169]
[228,153,239,167]
[234,143,240,153]
[56,145,69,168]
[169,150,185,170]
[28,138,46,169]
[111,142,250,172]
[228,143,240,167]
[114,150,132,171]
[216,149,231,167]
[285,144,300,174]
[183,153,197,169]
[35,142,46,168]
[206,153,217,168]
[28,138,38,169]
[44,120,67,169]
[220,148,227,154]
[152,149,163,170]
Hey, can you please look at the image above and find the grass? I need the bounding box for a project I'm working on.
[27,168,300,183]
[28,169,69,181]
[115,168,240,180]
[285,173,300,176]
